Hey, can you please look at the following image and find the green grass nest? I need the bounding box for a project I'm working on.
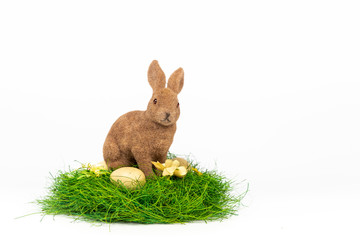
[37,154,247,224]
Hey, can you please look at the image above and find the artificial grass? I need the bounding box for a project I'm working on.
[37,155,247,224]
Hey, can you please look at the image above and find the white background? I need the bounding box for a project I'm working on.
[1,0,359,239]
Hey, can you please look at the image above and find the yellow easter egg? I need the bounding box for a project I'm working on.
[110,167,146,190]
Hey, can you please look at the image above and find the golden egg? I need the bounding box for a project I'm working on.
[110,167,146,190]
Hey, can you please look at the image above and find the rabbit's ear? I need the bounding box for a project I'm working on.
[148,60,166,91]
[167,67,184,94]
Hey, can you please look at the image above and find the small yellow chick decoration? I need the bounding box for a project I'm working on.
[152,159,188,178]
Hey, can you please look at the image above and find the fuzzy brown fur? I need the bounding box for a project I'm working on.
[103,60,184,177]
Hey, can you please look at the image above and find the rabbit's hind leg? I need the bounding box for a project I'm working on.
[103,137,133,170]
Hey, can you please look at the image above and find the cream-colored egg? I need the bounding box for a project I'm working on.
[110,167,146,190]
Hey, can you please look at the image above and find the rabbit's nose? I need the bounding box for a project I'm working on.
[165,112,171,119]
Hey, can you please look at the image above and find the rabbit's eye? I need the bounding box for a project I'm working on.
[153,98,157,104]
[177,102,180,108]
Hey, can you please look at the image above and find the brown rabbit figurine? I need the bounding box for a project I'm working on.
[103,60,184,177]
